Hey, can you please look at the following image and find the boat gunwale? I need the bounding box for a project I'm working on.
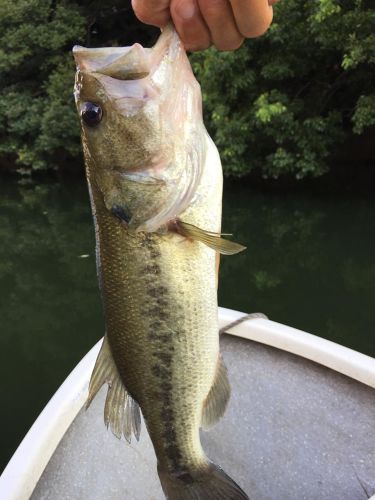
[1,307,374,500]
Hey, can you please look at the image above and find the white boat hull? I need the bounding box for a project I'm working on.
[1,308,375,499]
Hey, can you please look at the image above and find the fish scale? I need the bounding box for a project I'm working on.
[74,24,249,500]
[90,174,218,469]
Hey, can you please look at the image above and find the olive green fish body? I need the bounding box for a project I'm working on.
[74,25,249,500]
[88,144,220,471]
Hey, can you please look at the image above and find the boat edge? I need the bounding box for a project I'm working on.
[0,309,374,500]
[0,340,102,500]
[219,307,375,390]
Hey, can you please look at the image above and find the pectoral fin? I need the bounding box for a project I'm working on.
[176,220,246,255]
[87,336,141,442]
[201,356,231,429]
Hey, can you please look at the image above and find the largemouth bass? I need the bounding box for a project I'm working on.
[73,25,248,500]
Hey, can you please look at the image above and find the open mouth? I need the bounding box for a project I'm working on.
[73,43,151,80]
[73,24,177,81]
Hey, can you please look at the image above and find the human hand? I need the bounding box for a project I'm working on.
[132,0,277,51]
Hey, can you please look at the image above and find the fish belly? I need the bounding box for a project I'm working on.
[93,186,219,472]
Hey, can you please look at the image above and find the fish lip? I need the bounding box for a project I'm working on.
[72,44,143,63]
[72,24,180,80]
[72,43,145,57]
[72,43,151,80]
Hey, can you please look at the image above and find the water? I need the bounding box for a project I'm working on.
[0,178,374,472]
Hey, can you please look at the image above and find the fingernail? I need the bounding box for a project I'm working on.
[179,1,195,20]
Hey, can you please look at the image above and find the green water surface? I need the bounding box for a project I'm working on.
[0,179,374,472]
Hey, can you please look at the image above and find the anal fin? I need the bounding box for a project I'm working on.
[87,335,141,442]
[201,356,231,430]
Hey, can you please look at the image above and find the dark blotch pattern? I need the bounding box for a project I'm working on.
[176,472,195,484]
[153,351,173,364]
[151,364,170,378]
[143,263,161,275]
[143,237,187,472]
[149,320,163,329]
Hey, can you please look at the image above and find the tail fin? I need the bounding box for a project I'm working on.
[158,462,249,500]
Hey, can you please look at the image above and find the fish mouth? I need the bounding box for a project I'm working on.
[72,43,150,80]
[72,24,177,81]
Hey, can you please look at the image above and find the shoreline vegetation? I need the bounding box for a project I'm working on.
[0,0,374,182]
[2,161,375,199]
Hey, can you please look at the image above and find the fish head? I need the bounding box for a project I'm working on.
[73,42,162,172]
[73,26,207,232]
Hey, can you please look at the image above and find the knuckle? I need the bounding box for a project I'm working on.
[182,31,211,50]
[170,2,181,19]
[216,36,244,51]
[243,10,273,38]
[187,41,212,52]
[171,0,193,20]
[202,0,226,17]
[171,0,211,48]
[132,0,169,25]
[246,25,267,38]
[133,6,152,23]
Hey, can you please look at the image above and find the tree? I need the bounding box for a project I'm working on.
[191,0,375,178]
[0,1,85,172]
[0,0,157,175]
[0,0,373,178]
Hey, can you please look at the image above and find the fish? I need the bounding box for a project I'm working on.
[73,24,248,500]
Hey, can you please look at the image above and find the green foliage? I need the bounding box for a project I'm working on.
[191,0,375,178]
[0,0,374,178]
[0,0,86,172]
[352,94,375,134]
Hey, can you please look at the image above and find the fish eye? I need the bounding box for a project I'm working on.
[81,102,103,127]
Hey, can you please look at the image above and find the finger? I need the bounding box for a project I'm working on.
[131,0,171,27]
[230,0,273,38]
[171,0,211,51]
[198,0,244,51]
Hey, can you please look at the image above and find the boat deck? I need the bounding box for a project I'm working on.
[32,334,375,500]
